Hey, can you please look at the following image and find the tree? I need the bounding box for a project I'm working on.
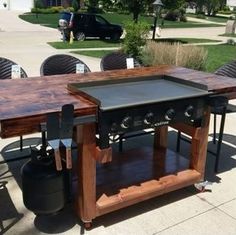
[161,0,185,10]
[122,20,150,58]
[72,0,80,11]
[86,0,99,12]
[117,0,153,23]
[190,0,222,15]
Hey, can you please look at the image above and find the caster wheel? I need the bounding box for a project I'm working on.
[84,222,92,230]
[194,181,212,193]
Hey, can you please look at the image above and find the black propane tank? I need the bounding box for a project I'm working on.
[21,147,69,215]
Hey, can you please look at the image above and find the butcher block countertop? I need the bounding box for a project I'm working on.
[0,65,236,138]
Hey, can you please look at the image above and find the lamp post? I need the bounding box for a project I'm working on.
[152,0,164,40]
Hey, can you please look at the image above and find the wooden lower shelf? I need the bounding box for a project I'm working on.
[95,147,201,216]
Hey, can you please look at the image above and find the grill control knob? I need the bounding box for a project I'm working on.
[120,116,132,129]
[144,112,154,125]
[111,123,118,133]
[165,108,175,121]
[185,105,194,118]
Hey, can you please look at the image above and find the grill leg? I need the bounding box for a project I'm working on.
[213,113,217,144]
[20,135,23,151]
[176,131,181,152]
[119,137,123,152]
[214,110,226,173]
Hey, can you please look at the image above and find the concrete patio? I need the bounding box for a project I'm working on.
[1,10,236,235]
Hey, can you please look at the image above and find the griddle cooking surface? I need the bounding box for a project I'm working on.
[78,79,208,111]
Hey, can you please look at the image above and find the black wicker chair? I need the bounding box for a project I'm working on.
[0,57,27,79]
[100,51,141,71]
[40,54,91,76]
[177,61,236,172]
[0,57,28,162]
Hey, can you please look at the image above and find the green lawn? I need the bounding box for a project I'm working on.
[19,13,59,28]
[186,13,229,23]
[48,40,123,49]
[19,12,222,29]
[49,38,220,50]
[72,44,236,73]
[204,44,236,72]
[218,33,236,37]
[73,50,115,58]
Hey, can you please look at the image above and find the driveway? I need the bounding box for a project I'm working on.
[0,10,101,76]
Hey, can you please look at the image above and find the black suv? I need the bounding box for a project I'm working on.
[58,12,123,41]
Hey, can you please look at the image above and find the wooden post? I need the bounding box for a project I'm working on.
[153,126,168,175]
[190,107,211,178]
[75,123,97,223]
[153,126,168,149]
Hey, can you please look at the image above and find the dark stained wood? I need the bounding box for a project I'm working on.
[190,108,211,177]
[95,146,112,163]
[171,107,211,177]
[1,65,236,138]
[95,147,201,216]
[153,126,168,149]
[75,124,97,222]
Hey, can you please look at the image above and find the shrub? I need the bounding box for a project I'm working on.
[227,38,235,45]
[141,41,207,70]
[164,10,179,21]
[122,21,150,59]
[196,13,206,19]
[34,0,44,9]
[72,0,80,12]
[179,15,187,22]
[31,6,65,14]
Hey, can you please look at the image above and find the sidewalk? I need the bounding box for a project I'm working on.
[0,10,101,76]
[1,10,236,235]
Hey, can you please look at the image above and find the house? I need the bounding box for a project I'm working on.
[0,0,73,12]
[227,0,236,10]
[0,0,34,11]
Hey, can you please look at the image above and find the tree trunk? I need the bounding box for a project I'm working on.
[133,13,138,23]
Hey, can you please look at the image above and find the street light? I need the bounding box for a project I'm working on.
[152,0,164,40]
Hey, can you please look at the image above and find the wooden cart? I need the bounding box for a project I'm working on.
[1,65,236,228]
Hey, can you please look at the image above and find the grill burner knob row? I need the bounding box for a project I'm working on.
[120,116,132,129]
[144,112,154,125]
[165,108,175,121]
[185,105,194,118]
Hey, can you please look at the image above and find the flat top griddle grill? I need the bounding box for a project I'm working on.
[68,75,211,149]
[68,76,209,111]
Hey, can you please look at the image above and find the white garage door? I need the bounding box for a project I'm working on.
[9,0,33,11]
[227,0,236,7]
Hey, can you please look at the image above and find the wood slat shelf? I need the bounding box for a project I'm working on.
[95,147,201,216]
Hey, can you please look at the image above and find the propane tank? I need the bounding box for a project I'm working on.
[21,147,69,215]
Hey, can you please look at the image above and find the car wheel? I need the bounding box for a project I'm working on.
[75,32,85,41]
[111,32,120,41]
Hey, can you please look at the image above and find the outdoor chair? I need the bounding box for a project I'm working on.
[100,51,141,71]
[176,60,236,172]
[40,54,91,76]
[0,57,27,79]
[0,57,28,162]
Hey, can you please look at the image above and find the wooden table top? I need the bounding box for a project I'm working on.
[1,65,236,138]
